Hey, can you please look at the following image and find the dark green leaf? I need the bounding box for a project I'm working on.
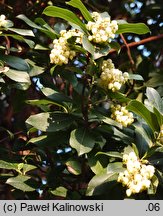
[86,172,118,196]
[26,112,76,132]
[70,128,96,156]
[133,122,153,156]
[17,14,42,29]
[0,55,30,71]
[66,0,93,22]
[41,87,72,104]
[43,6,87,32]
[17,14,58,39]
[127,100,160,132]
[0,34,35,48]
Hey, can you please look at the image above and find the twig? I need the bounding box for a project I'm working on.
[5,36,10,54]
[109,34,163,54]
[120,33,135,69]
[0,131,23,143]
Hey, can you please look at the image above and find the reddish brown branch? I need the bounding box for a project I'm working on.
[109,34,163,54]
[120,33,135,69]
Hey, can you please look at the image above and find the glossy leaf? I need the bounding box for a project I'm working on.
[134,122,154,156]
[43,6,87,32]
[82,35,95,55]
[5,69,31,83]
[127,100,160,132]
[26,59,45,77]
[0,160,18,171]
[128,74,144,81]
[86,172,118,196]
[70,128,96,156]
[117,23,150,34]
[0,34,35,48]
[145,87,163,114]
[0,55,30,71]
[97,151,123,159]
[26,112,76,132]
[51,186,67,197]
[41,87,72,104]
[6,175,35,192]
[66,0,93,22]
[17,14,42,29]
[17,14,57,39]
[107,162,125,174]
[8,28,34,37]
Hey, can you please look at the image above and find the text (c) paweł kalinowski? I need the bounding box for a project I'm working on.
[20,202,104,212]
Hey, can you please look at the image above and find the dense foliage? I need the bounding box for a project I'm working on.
[0,0,163,200]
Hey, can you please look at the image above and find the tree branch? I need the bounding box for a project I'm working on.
[109,34,163,54]
[120,33,135,69]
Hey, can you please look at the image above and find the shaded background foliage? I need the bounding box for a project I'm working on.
[0,0,163,199]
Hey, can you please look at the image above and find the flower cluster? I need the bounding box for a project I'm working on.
[50,29,83,65]
[0,15,7,27]
[98,59,129,92]
[111,104,134,127]
[86,12,118,43]
[118,152,155,197]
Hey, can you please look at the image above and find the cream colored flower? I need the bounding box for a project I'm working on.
[99,59,129,92]
[0,14,7,27]
[50,29,83,65]
[118,151,155,197]
[86,12,118,43]
[111,104,134,127]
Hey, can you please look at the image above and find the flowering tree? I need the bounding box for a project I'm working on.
[0,0,163,199]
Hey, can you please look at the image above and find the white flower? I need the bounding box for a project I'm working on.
[126,189,132,197]
[86,12,118,44]
[142,179,151,188]
[0,14,7,27]
[99,59,129,92]
[128,152,138,161]
[110,104,134,127]
[118,152,155,197]
[134,174,142,182]
[50,29,83,65]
